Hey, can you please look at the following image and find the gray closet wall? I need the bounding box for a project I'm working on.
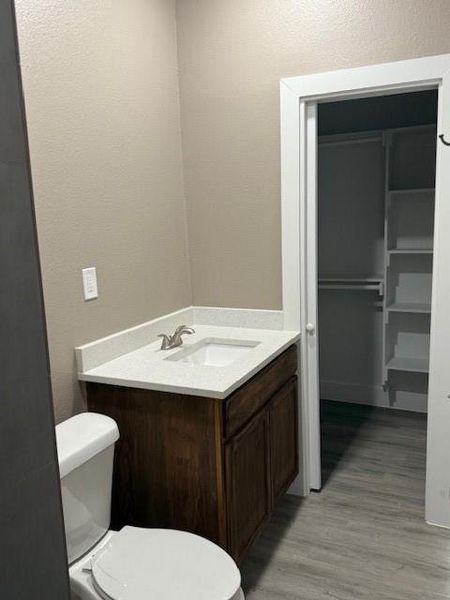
[319,90,438,136]
[318,136,385,404]
[0,2,70,598]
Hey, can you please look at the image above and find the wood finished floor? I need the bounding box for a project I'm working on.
[240,400,450,599]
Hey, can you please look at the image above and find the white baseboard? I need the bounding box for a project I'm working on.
[320,379,427,413]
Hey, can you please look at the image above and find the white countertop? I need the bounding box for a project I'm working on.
[78,325,300,399]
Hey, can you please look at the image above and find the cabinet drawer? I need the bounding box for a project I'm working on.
[224,345,297,439]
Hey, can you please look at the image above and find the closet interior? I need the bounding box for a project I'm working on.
[318,90,438,413]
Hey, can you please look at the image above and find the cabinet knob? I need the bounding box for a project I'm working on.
[306,323,315,333]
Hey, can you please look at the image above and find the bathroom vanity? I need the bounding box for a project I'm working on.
[86,343,298,563]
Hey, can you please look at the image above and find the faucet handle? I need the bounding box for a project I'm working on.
[158,333,171,350]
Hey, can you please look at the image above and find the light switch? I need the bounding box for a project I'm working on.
[82,267,98,301]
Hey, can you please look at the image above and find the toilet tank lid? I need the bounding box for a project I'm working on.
[56,412,119,478]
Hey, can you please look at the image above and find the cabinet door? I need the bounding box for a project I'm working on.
[269,377,299,502]
[225,410,271,562]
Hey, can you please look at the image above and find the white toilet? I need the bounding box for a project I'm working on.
[56,412,245,600]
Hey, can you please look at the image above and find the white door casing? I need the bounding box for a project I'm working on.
[281,54,450,528]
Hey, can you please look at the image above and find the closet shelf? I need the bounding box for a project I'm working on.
[383,127,436,387]
[388,187,435,196]
[387,248,433,254]
[387,302,431,314]
[387,356,429,373]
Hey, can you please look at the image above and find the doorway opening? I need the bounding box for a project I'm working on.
[317,90,438,489]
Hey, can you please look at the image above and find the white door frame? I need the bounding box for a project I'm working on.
[281,53,450,528]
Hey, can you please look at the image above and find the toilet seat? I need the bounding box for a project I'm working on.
[90,526,241,600]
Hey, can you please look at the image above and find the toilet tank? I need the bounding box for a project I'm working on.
[55,413,120,564]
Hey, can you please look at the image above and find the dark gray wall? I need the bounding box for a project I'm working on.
[0,2,70,598]
[319,89,438,136]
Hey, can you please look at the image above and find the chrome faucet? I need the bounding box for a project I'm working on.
[158,325,195,350]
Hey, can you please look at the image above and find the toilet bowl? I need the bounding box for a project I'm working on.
[56,413,245,600]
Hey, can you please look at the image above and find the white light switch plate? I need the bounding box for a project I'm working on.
[82,267,98,301]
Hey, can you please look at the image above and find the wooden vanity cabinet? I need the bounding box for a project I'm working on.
[87,344,298,563]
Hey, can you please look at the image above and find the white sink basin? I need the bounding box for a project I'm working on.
[166,338,260,367]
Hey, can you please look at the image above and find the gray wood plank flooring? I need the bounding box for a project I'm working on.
[241,400,450,599]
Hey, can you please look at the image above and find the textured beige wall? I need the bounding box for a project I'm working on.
[176,0,450,310]
[12,1,450,422]
[15,0,192,422]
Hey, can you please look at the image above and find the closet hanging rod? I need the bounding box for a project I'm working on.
[319,283,380,289]
[318,281,384,296]
[318,275,383,283]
